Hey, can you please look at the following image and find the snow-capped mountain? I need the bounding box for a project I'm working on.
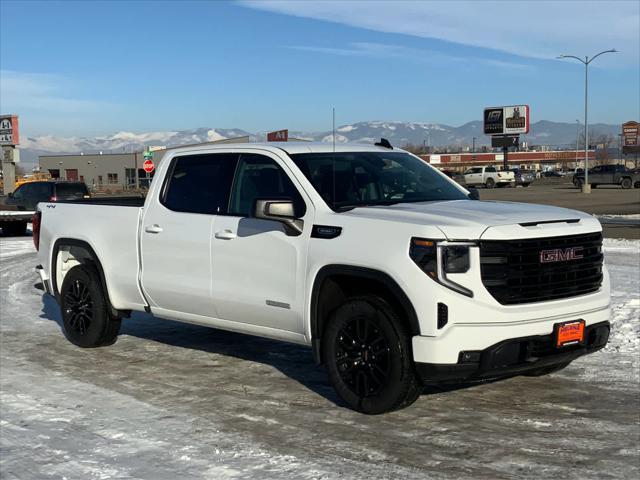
[17,121,620,167]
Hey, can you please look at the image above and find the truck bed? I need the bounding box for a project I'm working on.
[60,196,146,207]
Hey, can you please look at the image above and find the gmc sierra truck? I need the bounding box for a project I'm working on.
[34,142,610,414]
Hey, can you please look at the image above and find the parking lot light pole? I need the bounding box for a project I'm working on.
[558,49,617,193]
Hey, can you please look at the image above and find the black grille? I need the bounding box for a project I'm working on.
[480,232,603,305]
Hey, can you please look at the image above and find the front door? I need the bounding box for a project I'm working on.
[211,152,311,334]
[140,152,238,317]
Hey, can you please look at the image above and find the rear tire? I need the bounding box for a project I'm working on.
[485,178,495,189]
[621,177,632,189]
[60,264,121,348]
[322,296,422,414]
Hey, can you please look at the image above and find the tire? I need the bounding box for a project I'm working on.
[322,296,422,414]
[523,361,571,377]
[1,221,27,236]
[485,178,495,189]
[621,177,632,189]
[591,184,598,189]
[60,264,121,348]
[523,183,531,188]
[634,181,640,189]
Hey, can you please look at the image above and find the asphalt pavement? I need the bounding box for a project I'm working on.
[477,181,640,239]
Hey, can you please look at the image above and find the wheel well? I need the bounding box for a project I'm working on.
[310,266,420,364]
[51,238,130,318]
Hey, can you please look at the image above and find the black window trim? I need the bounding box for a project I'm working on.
[159,150,309,219]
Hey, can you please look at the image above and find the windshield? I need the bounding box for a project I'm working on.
[290,151,467,211]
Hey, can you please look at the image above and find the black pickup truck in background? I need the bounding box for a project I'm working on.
[573,164,640,189]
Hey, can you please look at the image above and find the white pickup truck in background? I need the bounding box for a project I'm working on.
[34,142,610,414]
[464,165,515,188]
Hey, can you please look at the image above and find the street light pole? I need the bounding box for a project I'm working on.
[557,49,617,193]
[575,119,580,167]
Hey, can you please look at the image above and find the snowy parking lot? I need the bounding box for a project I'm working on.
[1,236,638,479]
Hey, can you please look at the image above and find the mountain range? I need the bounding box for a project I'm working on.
[16,120,622,167]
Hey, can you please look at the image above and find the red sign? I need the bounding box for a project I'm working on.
[143,159,155,173]
[0,115,19,146]
[267,129,288,142]
[622,121,639,146]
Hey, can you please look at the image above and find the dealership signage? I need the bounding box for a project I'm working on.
[622,121,639,154]
[0,115,19,146]
[483,105,529,135]
[267,129,288,142]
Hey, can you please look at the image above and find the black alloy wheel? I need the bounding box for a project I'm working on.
[64,278,94,336]
[335,315,392,398]
[60,264,121,347]
[322,296,422,414]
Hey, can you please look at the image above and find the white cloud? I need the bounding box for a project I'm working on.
[287,41,532,72]
[241,0,639,64]
[0,70,113,113]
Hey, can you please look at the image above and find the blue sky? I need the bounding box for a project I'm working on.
[1,0,638,137]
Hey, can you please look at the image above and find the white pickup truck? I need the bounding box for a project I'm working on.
[35,142,610,414]
[464,165,515,188]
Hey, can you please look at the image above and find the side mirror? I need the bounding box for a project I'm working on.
[253,199,303,236]
[7,192,13,198]
[467,187,480,200]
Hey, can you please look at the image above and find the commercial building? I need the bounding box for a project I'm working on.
[38,136,250,190]
[420,149,597,171]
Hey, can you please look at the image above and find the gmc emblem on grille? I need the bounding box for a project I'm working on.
[540,247,584,263]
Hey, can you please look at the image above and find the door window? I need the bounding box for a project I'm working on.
[30,182,53,202]
[228,154,306,217]
[485,166,497,173]
[162,153,238,215]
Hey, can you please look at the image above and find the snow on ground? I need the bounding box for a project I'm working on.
[602,239,640,354]
[0,236,638,479]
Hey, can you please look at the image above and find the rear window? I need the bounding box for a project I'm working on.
[162,153,238,215]
[55,183,88,198]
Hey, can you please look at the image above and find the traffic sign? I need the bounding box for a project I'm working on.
[143,159,155,173]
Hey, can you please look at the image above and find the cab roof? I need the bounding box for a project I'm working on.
[166,141,404,157]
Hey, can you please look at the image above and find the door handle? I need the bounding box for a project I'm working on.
[145,224,163,234]
[214,229,237,240]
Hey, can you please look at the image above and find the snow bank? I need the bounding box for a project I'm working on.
[602,239,640,354]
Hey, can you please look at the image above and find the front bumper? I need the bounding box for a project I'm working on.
[415,321,610,384]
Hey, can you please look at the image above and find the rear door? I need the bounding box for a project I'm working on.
[140,152,238,317]
[464,167,482,185]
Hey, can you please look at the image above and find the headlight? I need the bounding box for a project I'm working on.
[410,238,474,297]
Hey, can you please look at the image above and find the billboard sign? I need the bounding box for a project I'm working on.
[484,105,529,135]
[483,108,503,135]
[267,129,288,142]
[491,135,520,148]
[0,115,19,146]
[622,121,638,146]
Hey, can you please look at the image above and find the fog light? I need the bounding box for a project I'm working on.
[459,351,481,363]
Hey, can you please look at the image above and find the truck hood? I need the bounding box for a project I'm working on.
[341,200,600,240]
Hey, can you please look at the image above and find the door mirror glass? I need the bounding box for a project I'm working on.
[467,187,480,200]
[7,192,13,198]
[253,199,303,235]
